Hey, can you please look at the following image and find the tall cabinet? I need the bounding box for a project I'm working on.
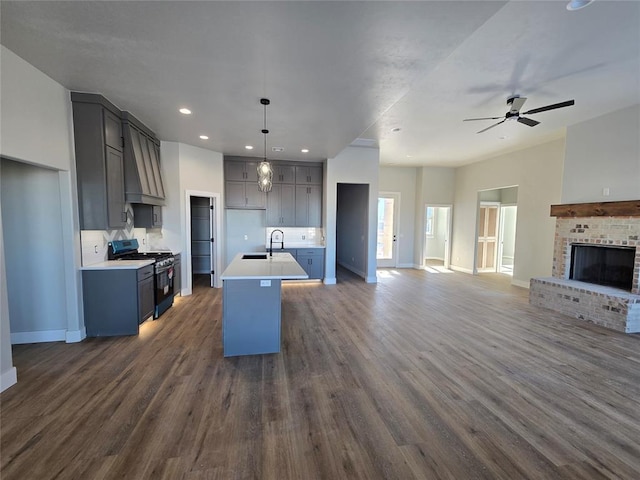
[72,93,126,230]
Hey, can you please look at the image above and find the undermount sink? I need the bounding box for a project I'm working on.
[242,254,268,260]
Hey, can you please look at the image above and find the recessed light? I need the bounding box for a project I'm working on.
[499,136,508,140]
[391,127,401,133]
[245,145,254,150]
[179,108,192,115]
[199,135,209,140]
[301,149,309,153]
[406,155,413,158]
[566,0,594,11]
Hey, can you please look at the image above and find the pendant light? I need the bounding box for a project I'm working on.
[257,98,273,192]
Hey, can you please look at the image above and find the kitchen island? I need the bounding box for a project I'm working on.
[221,252,308,356]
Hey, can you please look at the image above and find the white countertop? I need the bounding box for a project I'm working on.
[265,244,325,249]
[221,252,308,280]
[81,259,155,270]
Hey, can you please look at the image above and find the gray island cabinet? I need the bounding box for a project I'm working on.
[221,253,307,356]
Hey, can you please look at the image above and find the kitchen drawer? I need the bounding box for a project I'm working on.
[137,264,154,281]
[297,248,324,257]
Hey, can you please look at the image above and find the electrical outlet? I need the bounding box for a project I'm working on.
[244,235,248,240]
[602,187,610,196]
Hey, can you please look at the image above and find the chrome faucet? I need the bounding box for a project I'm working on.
[269,229,284,257]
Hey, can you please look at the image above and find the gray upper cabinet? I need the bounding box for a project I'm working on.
[132,204,162,228]
[295,185,322,227]
[266,184,295,226]
[122,112,165,205]
[224,159,266,209]
[272,163,295,184]
[295,165,322,185]
[71,93,127,230]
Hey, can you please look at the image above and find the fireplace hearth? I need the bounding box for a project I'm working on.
[530,200,640,333]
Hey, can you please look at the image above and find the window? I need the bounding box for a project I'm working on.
[425,207,435,237]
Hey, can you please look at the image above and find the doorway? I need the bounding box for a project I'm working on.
[377,193,399,268]
[185,190,221,294]
[336,183,369,280]
[423,205,452,269]
[475,186,518,275]
[498,205,517,275]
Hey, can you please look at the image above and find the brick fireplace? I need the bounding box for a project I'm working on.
[530,200,640,333]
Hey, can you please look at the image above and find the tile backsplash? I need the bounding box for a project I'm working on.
[80,204,166,265]
[265,227,324,247]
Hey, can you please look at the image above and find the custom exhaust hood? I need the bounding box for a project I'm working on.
[122,111,166,206]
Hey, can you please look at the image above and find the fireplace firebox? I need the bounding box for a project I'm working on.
[569,244,635,291]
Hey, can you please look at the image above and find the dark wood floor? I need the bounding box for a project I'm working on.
[2,268,640,479]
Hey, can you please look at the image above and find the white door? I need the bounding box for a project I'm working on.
[498,205,517,275]
[377,193,399,268]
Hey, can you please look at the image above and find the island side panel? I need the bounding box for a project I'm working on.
[223,279,282,356]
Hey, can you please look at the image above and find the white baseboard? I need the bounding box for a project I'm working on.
[11,329,66,345]
[449,265,474,274]
[366,276,378,284]
[511,279,530,289]
[323,277,336,285]
[1,367,17,392]
[66,327,86,343]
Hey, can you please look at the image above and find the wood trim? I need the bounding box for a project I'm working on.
[550,200,640,218]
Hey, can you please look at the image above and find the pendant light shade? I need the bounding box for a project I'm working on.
[257,98,273,193]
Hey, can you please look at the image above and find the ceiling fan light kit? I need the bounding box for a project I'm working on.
[464,95,575,134]
[257,98,273,193]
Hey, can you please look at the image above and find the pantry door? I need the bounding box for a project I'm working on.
[477,203,499,272]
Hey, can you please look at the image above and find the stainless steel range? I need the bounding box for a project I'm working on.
[108,239,175,318]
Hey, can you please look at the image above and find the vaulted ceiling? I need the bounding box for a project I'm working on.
[2,1,638,166]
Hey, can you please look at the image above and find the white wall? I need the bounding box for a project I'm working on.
[326,146,380,284]
[562,105,640,203]
[414,166,456,266]
[0,47,83,390]
[161,142,224,292]
[451,139,564,287]
[379,167,417,268]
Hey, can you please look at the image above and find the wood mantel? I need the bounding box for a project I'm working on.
[550,200,640,218]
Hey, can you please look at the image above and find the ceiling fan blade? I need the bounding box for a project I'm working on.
[509,96,527,112]
[463,116,504,122]
[517,116,540,127]
[523,100,575,115]
[477,119,506,134]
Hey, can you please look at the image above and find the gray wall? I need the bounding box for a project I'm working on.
[336,183,369,277]
[326,146,379,284]
[452,139,564,287]
[562,105,640,203]
[1,47,83,391]
[1,160,69,338]
[414,167,456,266]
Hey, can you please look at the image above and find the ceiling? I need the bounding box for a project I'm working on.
[1,1,638,167]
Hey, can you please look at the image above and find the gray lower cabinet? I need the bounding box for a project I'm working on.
[295,185,322,227]
[72,94,127,230]
[296,248,325,279]
[132,204,162,228]
[83,264,154,337]
[266,184,295,226]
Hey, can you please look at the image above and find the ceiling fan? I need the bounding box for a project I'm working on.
[464,95,575,134]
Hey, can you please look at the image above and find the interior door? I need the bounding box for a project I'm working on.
[209,198,216,287]
[377,193,399,268]
[477,203,499,272]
